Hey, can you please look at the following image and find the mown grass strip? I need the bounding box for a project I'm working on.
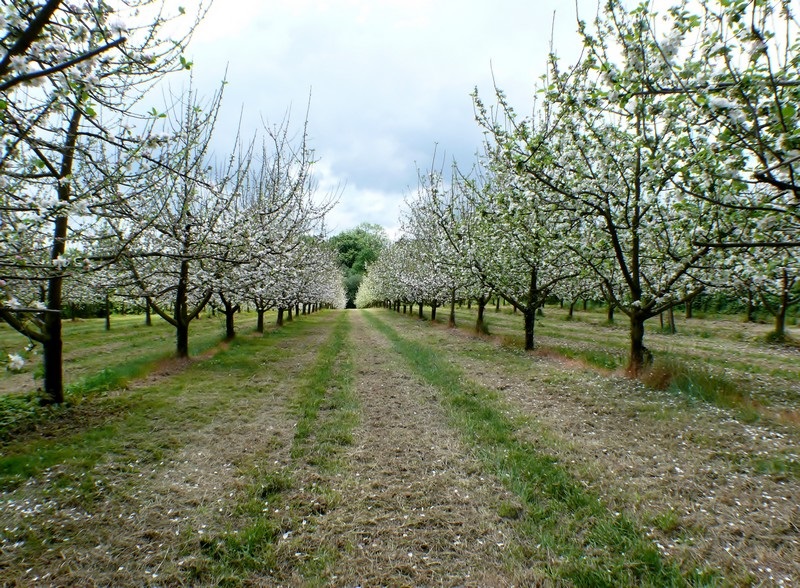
[292,311,357,469]
[0,317,252,440]
[364,310,717,587]
[0,321,296,492]
[196,311,357,586]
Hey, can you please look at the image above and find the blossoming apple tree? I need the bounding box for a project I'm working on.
[0,0,201,403]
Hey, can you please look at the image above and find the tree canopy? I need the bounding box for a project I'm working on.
[329,223,389,307]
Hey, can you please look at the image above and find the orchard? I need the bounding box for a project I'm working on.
[359,0,800,373]
[1,1,798,586]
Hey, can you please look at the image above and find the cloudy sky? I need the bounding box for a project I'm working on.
[178,0,596,237]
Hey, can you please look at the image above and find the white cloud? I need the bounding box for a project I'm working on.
[312,159,404,238]
[174,0,592,235]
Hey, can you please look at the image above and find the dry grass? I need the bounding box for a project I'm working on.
[263,311,539,586]
[382,308,800,585]
[0,319,327,586]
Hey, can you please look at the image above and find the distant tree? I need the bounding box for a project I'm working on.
[329,222,389,307]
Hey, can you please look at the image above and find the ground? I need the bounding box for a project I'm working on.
[0,308,798,586]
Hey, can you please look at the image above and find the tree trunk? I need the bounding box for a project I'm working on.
[257,309,265,333]
[746,293,755,322]
[175,261,190,358]
[475,295,487,334]
[105,292,111,331]
[667,305,676,334]
[524,307,535,351]
[225,309,235,338]
[177,322,189,358]
[277,307,284,326]
[568,301,575,320]
[41,315,63,405]
[685,297,694,319]
[495,296,500,312]
[583,299,588,311]
[449,289,456,327]
[145,298,152,326]
[418,302,424,319]
[219,294,239,339]
[287,305,293,321]
[772,270,790,340]
[628,311,649,374]
[431,300,437,321]
[607,302,615,323]
[774,305,787,340]
[403,303,407,314]
[39,108,83,404]
[42,253,67,403]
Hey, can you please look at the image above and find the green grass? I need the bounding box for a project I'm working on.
[0,314,290,493]
[0,311,264,393]
[292,312,357,469]
[364,310,711,587]
[0,311,336,582]
[401,303,800,420]
[546,344,622,370]
[190,312,358,586]
[751,454,800,481]
[642,357,763,423]
[0,312,265,439]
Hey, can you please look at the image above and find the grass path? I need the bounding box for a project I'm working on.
[305,310,531,586]
[363,310,695,586]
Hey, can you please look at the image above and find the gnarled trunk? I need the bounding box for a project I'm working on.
[220,295,239,340]
[475,295,487,334]
[628,311,649,374]
[524,307,535,351]
[256,309,265,333]
[105,292,111,331]
[177,322,189,358]
[42,312,63,405]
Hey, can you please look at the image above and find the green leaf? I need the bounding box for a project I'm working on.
[179,55,193,70]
